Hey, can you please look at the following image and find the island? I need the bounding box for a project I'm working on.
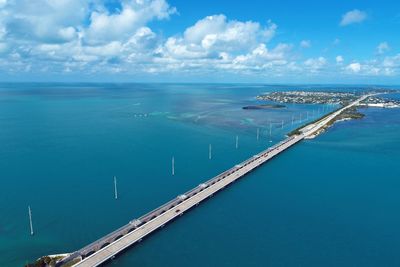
[257,89,400,138]
[26,254,74,267]
[242,104,285,110]
[257,91,357,104]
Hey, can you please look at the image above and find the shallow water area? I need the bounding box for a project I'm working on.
[0,84,399,267]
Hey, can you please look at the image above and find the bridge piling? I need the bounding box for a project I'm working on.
[52,94,371,267]
[113,176,118,200]
[28,205,34,236]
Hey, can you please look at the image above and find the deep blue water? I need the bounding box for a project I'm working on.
[0,84,399,267]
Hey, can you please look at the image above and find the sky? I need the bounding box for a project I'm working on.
[0,0,399,84]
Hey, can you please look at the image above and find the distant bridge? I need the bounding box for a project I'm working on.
[55,94,370,267]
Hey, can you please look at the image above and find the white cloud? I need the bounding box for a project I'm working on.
[382,54,400,70]
[304,57,327,72]
[377,42,390,54]
[158,15,278,61]
[0,25,6,40]
[85,41,123,57]
[231,43,292,66]
[85,0,175,44]
[333,38,340,45]
[300,40,311,48]
[338,55,400,77]
[151,15,294,77]
[346,62,361,73]
[3,0,87,43]
[0,0,174,46]
[0,0,7,8]
[0,0,177,74]
[340,9,367,26]
[0,42,7,53]
[58,27,77,41]
[0,1,398,80]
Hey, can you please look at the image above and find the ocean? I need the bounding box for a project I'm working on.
[0,83,399,267]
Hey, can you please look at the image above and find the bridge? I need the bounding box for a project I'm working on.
[55,94,371,267]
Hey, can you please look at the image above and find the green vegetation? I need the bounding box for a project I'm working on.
[25,256,67,267]
[257,91,357,105]
[242,104,286,110]
[288,108,340,136]
[335,107,364,120]
[60,258,81,267]
[288,107,365,137]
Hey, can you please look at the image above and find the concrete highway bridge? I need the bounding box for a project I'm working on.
[55,94,371,267]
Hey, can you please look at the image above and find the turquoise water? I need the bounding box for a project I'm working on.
[0,84,399,266]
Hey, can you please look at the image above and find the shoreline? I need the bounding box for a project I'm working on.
[288,106,365,139]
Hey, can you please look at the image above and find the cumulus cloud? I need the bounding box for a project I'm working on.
[3,0,85,43]
[346,62,361,73]
[304,57,327,73]
[340,9,367,26]
[0,0,7,8]
[158,15,277,60]
[0,42,7,53]
[0,1,398,80]
[230,43,292,68]
[0,0,175,74]
[300,40,311,48]
[0,24,6,40]
[0,1,296,78]
[149,14,298,76]
[339,55,400,77]
[333,38,340,45]
[377,42,390,54]
[383,54,400,68]
[0,0,174,46]
[85,0,175,44]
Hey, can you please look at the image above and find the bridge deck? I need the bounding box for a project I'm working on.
[56,95,370,267]
[71,135,304,267]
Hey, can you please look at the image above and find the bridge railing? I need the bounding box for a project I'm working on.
[75,135,301,258]
[78,223,133,254]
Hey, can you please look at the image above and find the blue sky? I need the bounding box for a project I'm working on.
[0,0,399,83]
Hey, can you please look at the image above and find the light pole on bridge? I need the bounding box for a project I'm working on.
[172,157,175,176]
[28,205,34,236]
[114,176,118,200]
